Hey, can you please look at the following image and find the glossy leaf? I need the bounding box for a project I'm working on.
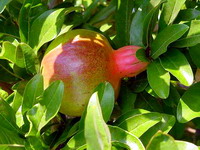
[141,114,176,146]
[0,0,12,13]
[114,109,150,125]
[11,81,27,112]
[0,126,24,146]
[173,20,200,48]
[26,80,64,136]
[64,131,86,150]
[65,126,145,150]
[189,44,200,68]
[0,99,24,145]
[142,0,165,46]
[159,0,186,30]
[84,92,111,150]
[0,98,20,132]
[176,141,199,150]
[79,82,115,130]
[15,43,38,74]
[146,131,178,150]
[115,0,134,47]
[130,0,165,47]
[177,82,200,123]
[175,9,200,22]
[29,7,80,51]
[25,136,47,150]
[147,60,170,99]
[109,126,145,150]
[150,24,189,59]
[160,49,193,86]
[0,41,16,63]
[19,0,48,43]
[95,82,115,122]
[118,112,162,137]
[22,74,43,114]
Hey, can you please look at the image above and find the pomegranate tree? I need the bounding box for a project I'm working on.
[41,29,149,116]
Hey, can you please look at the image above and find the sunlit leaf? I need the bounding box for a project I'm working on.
[150,24,188,59]
[26,81,64,136]
[85,92,111,150]
[147,60,170,99]
[177,82,200,123]
[160,49,193,86]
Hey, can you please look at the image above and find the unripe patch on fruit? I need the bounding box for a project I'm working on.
[41,29,149,116]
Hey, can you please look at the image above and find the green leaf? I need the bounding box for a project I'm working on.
[160,49,193,86]
[11,81,27,112]
[89,0,116,25]
[175,141,199,150]
[55,122,80,149]
[0,144,25,150]
[0,99,24,145]
[19,0,48,43]
[95,82,115,122]
[15,43,38,74]
[65,126,146,150]
[0,126,24,146]
[79,82,115,130]
[26,80,64,136]
[83,0,99,23]
[147,60,170,99]
[29,7,80,51]
[118,112,162,137]
[22,74,44,114]
[150,24,189,59]
[189,44,200,68]
[25,136,47,150]
[0,0,12,13]
[109,126,145,150]
[0,98,20,133]
[146,131,178,150]
[115,109,150,124]
[145,85,159,98]
[118,85,137,114]
[115,0,134,47]
[130,77,148,93]
[0,60,19,82]
[140,114,175,146]
[175,9,200,22]
[142,0,165,46]
[163,84,180,107]
[0,41,16,63]
[84,92,111,150]
[64,131,86,150]
[159,0,186,30]
[173,20,200,48]
[135,92,163,112]
[130,0,165,47]
[177,82,200,123]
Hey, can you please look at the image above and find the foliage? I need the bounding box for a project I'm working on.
[0,0,200,149]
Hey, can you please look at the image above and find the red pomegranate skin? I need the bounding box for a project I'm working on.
[41,29,148,116]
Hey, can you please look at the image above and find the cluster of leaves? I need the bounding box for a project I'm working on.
[1,0,200,149]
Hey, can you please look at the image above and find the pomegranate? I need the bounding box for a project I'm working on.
[41,29,149,116]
